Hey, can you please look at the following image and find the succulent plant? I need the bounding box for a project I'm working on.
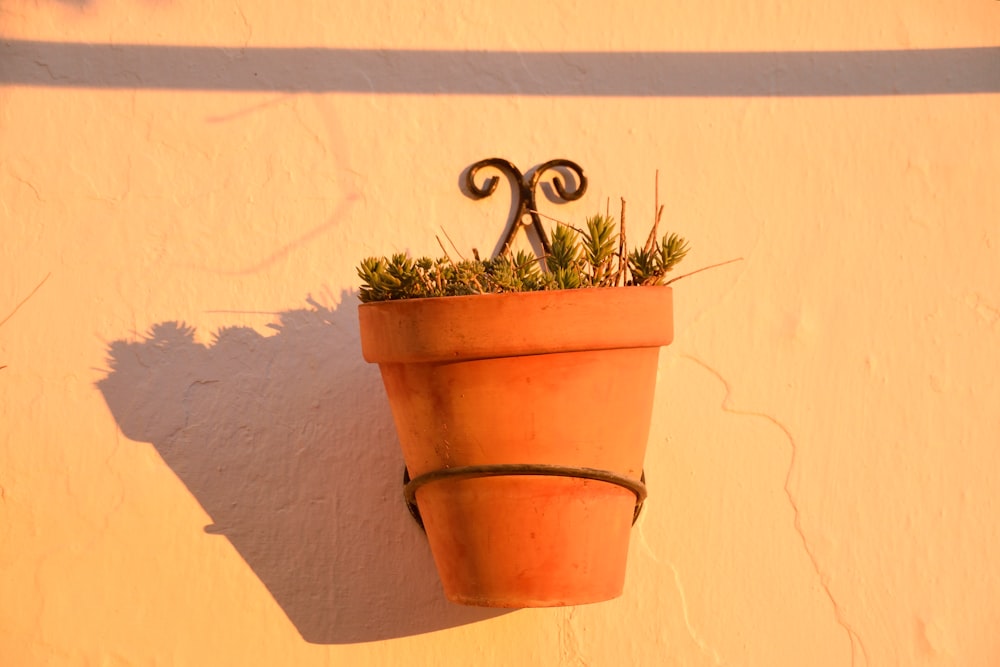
[356,206,690,303]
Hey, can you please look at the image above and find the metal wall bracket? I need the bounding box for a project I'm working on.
[400,160,647,533]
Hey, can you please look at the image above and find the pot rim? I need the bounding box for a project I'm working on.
[358,285,673,363]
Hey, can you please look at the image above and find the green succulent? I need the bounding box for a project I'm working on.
[356,211,689,303]
[629,232,690,286]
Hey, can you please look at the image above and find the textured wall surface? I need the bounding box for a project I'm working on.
[2,2,999,665]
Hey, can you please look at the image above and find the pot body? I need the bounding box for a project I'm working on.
[359,287,673,607]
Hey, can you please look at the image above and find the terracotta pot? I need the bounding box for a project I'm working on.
[358,286,673,607]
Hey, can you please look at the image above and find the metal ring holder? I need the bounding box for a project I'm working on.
[404,465,647,530]
[400,159,646,531]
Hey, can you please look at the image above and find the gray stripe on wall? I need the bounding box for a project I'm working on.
[2,41,998,96]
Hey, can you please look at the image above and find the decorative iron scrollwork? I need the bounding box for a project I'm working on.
[465,158,587,258]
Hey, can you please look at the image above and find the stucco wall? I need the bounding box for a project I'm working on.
[2,2,998,665]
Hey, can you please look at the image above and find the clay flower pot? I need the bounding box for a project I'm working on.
[358,285,674,607]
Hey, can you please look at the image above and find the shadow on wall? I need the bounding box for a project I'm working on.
[97,294,507,644]
[2,40,999,95]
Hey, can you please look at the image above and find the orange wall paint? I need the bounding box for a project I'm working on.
[2,2,998,665]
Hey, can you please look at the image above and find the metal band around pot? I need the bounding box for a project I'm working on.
[403,464,647,530]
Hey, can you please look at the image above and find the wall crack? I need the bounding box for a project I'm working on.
[683,355,870,667]
[0,272,51,330]
[637,517,724,665]
[558,607,591,667]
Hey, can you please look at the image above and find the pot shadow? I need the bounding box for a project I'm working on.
[96,293,507,643]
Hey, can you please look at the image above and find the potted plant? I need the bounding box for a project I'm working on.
[357,159,714,608]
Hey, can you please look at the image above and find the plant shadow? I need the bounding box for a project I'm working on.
[96,293,507,643]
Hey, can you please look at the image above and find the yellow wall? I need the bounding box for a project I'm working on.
[2,2,998,665]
